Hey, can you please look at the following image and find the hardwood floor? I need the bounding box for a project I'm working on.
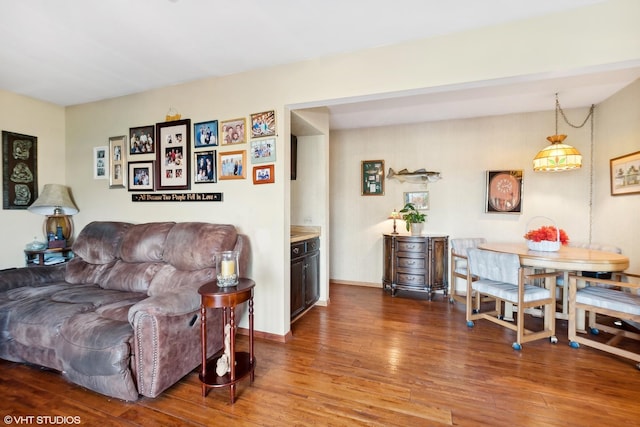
[2,283,640,426]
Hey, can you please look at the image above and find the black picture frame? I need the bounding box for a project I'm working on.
[194,150,216,183]
[361,159,384,196]
[156,119,191,190]
[129,125,155,154]
[194,120,219,148]
[485,170,523,214]
[2,130,37,210]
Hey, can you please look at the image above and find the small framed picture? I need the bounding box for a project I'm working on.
[253,164,274,184]
[361,160,384,196]
[219,150,246,180]
[129,125,155,154]
[404,191,429,210]
[194,150,216,183]
[93,146,108,180]
[250,110,276,138]
[156,119,191,190]
[128,161,154,191]
[610,150,640,196]
[250,137,276,164]
[485,170,523,214]
[2,130,37,210]
[194,120,218,148]
[220,118,247,145]
[109,135,126,189]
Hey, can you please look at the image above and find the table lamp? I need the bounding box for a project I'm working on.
[388,209,402,234]
[28,184,79,244]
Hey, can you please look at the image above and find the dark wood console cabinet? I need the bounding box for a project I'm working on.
[382,234,448,300]
[291,237,320,319]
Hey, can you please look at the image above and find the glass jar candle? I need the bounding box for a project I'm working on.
[216,250,239,287]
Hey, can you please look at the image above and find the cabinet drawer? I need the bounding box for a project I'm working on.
[306,238,320,252]
[397,241,425,253]
[396,257,425,269]
[397,273,426,285]
[291,242,306,258]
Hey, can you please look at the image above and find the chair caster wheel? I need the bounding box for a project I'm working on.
[497,315,504,320]
[512,342,522,351]
[589,327,600,335]
[636,363,640,371]
[466,320,474,328]
[569,341,580,348]
[472,309,479,314]
[550,336,558,344]
[449,298,455,304]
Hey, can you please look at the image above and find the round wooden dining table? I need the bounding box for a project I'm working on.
[478,242,629,272]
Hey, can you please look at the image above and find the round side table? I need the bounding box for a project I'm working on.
[198,278,255,403]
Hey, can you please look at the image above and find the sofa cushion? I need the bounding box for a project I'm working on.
[100,260,164,292]
[64,257,115,285]
[163,223,237,271]
[119,222,174,263]
[72,221,131,264]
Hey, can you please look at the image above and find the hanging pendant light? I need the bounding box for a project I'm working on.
[533,94,590,172]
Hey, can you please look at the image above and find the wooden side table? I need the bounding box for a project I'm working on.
[198,278,255,403]
[24,247,73,267]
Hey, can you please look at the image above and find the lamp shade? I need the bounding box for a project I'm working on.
[533,134,582,172]
[28,184,78,215]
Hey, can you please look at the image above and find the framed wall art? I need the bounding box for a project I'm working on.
[219,150,246,180]
[220,118,247,145]
[93,146,108,180]
[250,110,276,138]
[129,125,155,154]
[485,170,523,214]
[361,160,384,196]
[2,130,37,210]
[194,150,216,183]
[404,191,429,210]
[610,150,640,196]
[156,119,191,190]
[250,137,276,164]
[253,164,274,184]
[128,161,154,191]
[194,120,218,148]
[109,135,126,189]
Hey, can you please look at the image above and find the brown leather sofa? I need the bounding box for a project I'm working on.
[0,221,250,401]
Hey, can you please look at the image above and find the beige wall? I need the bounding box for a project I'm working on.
[0,0,638,337]
[0,89,66,267]
[330,79,640,285]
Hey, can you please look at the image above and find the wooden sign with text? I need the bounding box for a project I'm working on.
[131,193,222,202]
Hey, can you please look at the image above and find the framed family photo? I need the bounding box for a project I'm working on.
[155,119,191,190]
[219,150,246,180]
[194,120,218,148]
[250,110,276,138]
[250,137,276,164]
[220,118,247,145]
[128,161,154,191]
[253,164,274,184]
[361,159,384,196]
[194,150,216,183]
[93,146,108,180]
[610,150,640,196]
[485,170,523,214]
[108,135,126,188]
[129,125,154,154]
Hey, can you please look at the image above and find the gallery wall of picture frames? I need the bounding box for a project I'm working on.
[97,109,277,195]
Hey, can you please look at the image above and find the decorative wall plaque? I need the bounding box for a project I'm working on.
[2,131,37,210]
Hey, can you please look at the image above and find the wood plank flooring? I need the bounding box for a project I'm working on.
[1,283,640,426]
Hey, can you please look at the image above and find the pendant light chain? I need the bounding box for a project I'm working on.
[556,94,594,129]
[588,106,595,243]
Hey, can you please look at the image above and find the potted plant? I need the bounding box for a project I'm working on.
[399,202,426,235]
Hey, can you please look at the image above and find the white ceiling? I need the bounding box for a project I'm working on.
[1,0,638,129]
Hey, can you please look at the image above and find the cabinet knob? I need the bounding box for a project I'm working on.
[406,244,416,249]
[293,248,299,255]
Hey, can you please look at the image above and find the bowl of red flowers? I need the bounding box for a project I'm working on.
[523,217,569,252]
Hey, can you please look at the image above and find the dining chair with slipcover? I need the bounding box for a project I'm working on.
[466,248,559,350]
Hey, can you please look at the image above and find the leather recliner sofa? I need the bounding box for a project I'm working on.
[0,221,250,401]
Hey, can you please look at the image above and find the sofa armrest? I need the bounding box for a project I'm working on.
[128,291,223,398]
[0,264,66,292]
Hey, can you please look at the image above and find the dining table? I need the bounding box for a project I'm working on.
[478,242,630,330]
